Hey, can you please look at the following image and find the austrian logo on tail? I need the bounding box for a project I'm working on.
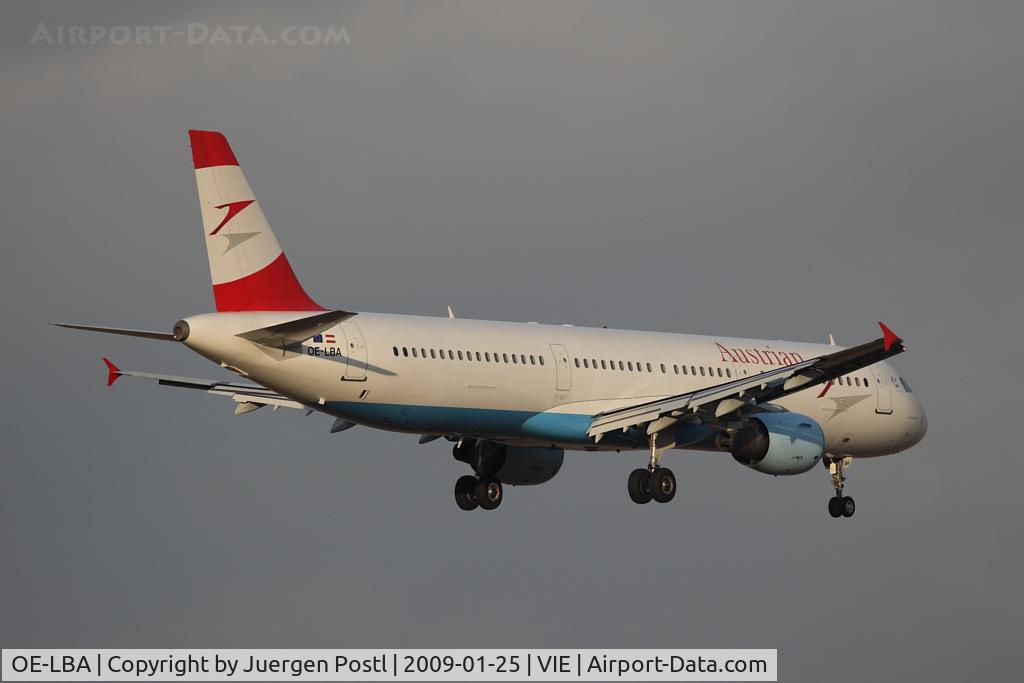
[209,199,255,235]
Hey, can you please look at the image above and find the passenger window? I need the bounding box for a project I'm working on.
[627,361,634,371]
[674,364,679,375]
[691,365,697,375]
[616,360,622,370]
[574,358,580,368]
[647,362,653,373]
[421,348,426,358]
[726,368,732,378]
[402,347,409,357]
[393,346,399,356]
[503,353,509,363]
[699,367,705,377]
[530,355,536,365]
[475,352,482,361]
[511,354,518,364]
[681,365,688,375]
[601,360,607,370]
[716,367,722,377]
[430,349,436,359]
[660,363,666,374]
[411,348,418,358]
[539,356,545,366]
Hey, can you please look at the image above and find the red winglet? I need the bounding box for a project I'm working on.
[102,357,122,387]
[878,322,901,351]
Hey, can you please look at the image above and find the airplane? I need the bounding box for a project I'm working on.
[58,130,927,517]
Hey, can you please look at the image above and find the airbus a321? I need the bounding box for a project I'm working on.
[59,131,927,517]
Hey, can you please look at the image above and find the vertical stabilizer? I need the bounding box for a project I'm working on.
[188,130,323,312]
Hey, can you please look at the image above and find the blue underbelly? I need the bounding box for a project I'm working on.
[327,400,653,447]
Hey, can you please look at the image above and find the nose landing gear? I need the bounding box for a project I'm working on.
[825,455,855,518]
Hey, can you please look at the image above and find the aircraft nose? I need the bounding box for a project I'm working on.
[905,394,928,447]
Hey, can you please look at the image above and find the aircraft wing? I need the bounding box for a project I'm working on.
[587,322,906,440]
[101,358,305,413]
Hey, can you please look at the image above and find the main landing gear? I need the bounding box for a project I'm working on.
[452,438,504,511]
[454,474,502,511]
[824,455,855,518]
[628,434,677,504]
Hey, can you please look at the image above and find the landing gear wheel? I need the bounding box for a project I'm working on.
[454,475,478,511]
[650,468,677,503]
[475,476,503,510]
[627,469,652,504]
[826,456,856,518]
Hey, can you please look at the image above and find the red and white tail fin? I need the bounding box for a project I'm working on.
[188,130,323,312]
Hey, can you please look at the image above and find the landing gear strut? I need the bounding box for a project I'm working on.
[452,439,504,511]
[628,433,677,504]
[825,455,855,518]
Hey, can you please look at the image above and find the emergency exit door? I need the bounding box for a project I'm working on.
[549,343,572,392]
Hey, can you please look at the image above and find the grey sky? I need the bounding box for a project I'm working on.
[2,1,1022,680]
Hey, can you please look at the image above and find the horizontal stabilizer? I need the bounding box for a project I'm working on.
[101,360,303,410]
[55,323,177,341]
[236,310,356,348]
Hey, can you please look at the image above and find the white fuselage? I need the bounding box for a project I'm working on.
[179,311,927,459]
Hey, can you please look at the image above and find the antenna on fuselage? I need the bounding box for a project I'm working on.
[828,333,837,346]
[447,305,456,319]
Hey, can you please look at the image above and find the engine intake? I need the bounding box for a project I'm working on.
[730,412,824,475]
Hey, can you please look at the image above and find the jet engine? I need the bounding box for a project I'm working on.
[453,440,564,486]
[728,412,824,475]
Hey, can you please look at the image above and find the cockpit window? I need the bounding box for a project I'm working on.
[900,377,913,393]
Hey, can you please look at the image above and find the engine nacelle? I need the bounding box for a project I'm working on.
[453,440,564,486]
[497,446,564,486]
[729,412,824,476]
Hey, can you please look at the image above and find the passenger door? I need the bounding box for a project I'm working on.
[339,321,368,381]
[872,366,893,414]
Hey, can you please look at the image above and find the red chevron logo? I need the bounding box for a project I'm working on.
[209,199,255,235]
